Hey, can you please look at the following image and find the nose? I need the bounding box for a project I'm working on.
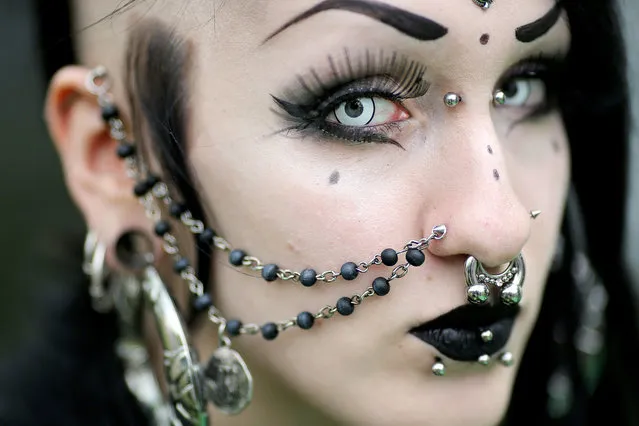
[425,123,531,268]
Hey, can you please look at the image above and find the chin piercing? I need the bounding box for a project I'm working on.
[493,90,506,105]
[499,352,514,367]
[480,330,494,343]
[444,92,462,108]
[465,254,526,305]
[530,210,542,219]
[478,354,491,366]
[473,0,494,9]
[432,359,446,376]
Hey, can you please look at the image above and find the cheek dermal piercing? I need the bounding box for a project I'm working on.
[444,92,462,108]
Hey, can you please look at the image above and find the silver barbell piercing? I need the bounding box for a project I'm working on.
[444,92,462,108]
[465,254,526,305]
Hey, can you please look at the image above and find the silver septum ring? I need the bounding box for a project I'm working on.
[464,254,525,305]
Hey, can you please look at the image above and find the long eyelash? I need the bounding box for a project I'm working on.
[271,50,429,145]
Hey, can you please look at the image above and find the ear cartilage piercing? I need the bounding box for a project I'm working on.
[473,0,494,10]
[444,92,462,108]
[478,354,491,366]
[493,90,506,105]
[480,330,494,343]
[530,210,542,219]
[432,359,446,376]
[465,254,526,306]
[499,352,514,367]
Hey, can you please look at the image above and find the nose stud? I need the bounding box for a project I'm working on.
[465,254,526,305]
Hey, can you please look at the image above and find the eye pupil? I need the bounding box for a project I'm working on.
[502,80,519,98]
[345,100,365,118]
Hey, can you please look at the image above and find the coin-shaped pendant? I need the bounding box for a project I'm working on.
[203,347,253,415]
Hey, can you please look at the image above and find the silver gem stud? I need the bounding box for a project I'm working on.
[444,93,462,108]
[493,90,506,105]
[478,354,491,365]
[499,352,514,367]
[432,360,446,376]
[473,0,494,9]
[530,210,542,219]
[481,330,494,343]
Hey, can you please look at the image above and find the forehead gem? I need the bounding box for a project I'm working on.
[473,0,494,10]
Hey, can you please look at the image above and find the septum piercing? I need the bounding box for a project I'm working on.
[444,92,462,108]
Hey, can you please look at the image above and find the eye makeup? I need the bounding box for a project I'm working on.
[271,50,429,146]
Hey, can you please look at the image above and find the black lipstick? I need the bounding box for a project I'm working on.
[409,304,520,362]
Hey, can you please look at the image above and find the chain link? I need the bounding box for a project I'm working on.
[278,269,300,281]
[317,270,340,283]
[390,263,410,281]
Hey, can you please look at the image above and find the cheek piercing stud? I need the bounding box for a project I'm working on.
[499,352,514,367]
[432,359,446,376]
[478,354,491,366]
[444,92,463,108]
[493,90,506,106]
[530,210,542,219]
[480,330,494,343]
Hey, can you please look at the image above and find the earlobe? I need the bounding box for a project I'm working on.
[44,65,151,254]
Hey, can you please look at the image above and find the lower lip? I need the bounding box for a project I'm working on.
[409,316,517,362]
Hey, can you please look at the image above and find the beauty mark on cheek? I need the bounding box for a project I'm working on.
[493,169,500,181]
[329,170,341,185]
[487,145,493,154]
[480,33,490,45]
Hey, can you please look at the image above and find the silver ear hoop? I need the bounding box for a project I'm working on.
[83,231,114,313]
[465,254,526,305]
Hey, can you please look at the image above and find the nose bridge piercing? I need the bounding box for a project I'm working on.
[465,254,526,305]
[444,92,463,108]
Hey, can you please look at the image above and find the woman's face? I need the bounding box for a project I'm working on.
[63,1,572,425]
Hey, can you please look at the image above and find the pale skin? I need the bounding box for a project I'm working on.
[45,1,571,425]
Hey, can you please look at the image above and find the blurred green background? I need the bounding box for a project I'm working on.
[0,0,638,351]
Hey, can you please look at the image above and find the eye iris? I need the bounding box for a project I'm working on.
[345,100,365,118]
[502,80,519,98]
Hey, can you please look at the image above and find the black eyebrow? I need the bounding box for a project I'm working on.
[263,0,448,44]
[515,3,562,43]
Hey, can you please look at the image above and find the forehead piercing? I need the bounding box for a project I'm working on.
[480,330,494,343]
[530,210,542,219]
[443,92,462,108]
[465,254,526,305]
[499,352,514,367]
[478,354,491,366]
[432,358,446,376]
[493,90,506,106]
[473,0,494,10]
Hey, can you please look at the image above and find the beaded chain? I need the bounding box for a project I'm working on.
[86,67,447,341]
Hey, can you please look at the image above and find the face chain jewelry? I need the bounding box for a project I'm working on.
[473,0,494,10]
[464,254,526,305]
[443,92,462,108]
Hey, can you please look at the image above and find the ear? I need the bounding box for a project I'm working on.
[45,66,152,259]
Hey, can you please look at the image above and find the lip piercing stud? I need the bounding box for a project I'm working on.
[432,359,446,376]
[530,210,542,219]
[493,90,506,105]
[499,352,514,367]
[473,0,494,9]
[465,254,526,306]
[444,93,462,108]
[478,354,491,366]
[481,330,494,343]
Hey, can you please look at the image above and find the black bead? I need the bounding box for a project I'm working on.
[381,248,398,266]
[169,202,188,218]
[372,277,391,296]
[300,269,317,287]
[154,220,171,237]
[145,175,160,190]
[406,249,426,266]
[174,258,190,274]
[226,320,243,337]
[336,297,355,316]
[262,264,279,282]
[229,250,247,266]
[193,294,213,312]
[116,142,136,159]
[101,104,119,122]
[133,181,150,197]
[340,262,359,281]
[198,228,215,245]
[297,312,315,330]
[261,322,279,340]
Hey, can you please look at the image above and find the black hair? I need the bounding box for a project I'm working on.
[2,0,637,425]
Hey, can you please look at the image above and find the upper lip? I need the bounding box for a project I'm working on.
[409,304,521,361]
